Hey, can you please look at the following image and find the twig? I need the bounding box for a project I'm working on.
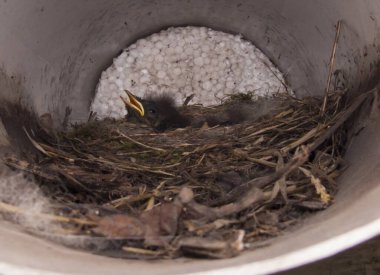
[23,127,56,157]
[241,123,286,140]
[247,157,277,168]
[260,59,291,95]
[248,145,310,189]
[209,145,310,208]
[183,94,195,106]
[122,246,164,256]
[312,87,377,151]
[177,230,245,258]
[262,185,297,201]
[56,169,101,197]
[69,150,176,177]
[187,146,310,222]
[3,89,352,260]
[116,130,167,152]
[104,193,153,208]
[321,20,342,116]
[0,201,95,225]
[280,126,322,154]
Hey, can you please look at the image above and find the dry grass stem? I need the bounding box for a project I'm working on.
[2,89,371,260]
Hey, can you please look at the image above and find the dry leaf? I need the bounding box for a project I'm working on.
[299,167,331,204]
[94,214,145,238]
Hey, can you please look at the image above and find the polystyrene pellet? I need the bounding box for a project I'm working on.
[91,26,290,119]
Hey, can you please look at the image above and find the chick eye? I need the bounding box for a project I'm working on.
[148,108,156,114]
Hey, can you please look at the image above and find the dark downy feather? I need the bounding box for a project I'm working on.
[126,93,286,131]
[126,94,190,132]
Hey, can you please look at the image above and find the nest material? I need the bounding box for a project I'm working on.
[1,90,374,259]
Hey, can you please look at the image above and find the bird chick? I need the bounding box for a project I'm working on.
[224,97,287,124]
[121,90,190,131]
[121,90,287,131]
[190,97,287,127]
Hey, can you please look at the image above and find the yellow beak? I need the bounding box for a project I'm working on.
[120,90,145,117]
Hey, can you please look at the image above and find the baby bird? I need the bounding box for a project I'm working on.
[121,90,190,131]
[121,90,286,131]
[201,97,287,127]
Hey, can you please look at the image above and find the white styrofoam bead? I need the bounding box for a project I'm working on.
[207,82,215,91]
[155,55,164,62]
[140,76,149,84]
[174,46,182,54]
[126,56,135,64]
[193,57,203,66]
[226,81,235,89]
[183,85,192,93]
[91,26,290,119]
[157,71,166,79]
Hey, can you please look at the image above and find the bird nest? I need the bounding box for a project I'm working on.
[1,90,373,259]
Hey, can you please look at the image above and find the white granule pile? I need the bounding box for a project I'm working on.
[91,26,288,119]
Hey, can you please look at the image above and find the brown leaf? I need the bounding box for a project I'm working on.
[139,208,162,246]
[139,202,181,245]
[94,214,145,238]
[140,187,192,246]
[159,203,182,235]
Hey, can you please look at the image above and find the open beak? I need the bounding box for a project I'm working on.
[120,90,145,117]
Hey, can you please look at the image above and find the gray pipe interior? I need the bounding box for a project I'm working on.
[0,0,380,274]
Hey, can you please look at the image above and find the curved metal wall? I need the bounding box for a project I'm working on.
[0,1,379,274]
